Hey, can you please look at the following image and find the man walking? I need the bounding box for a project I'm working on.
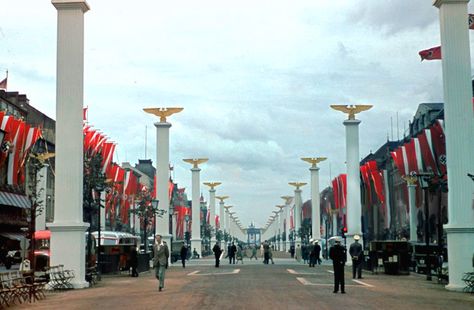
[249,245,258,260]
[349,234,363,279]
[263,241,270,264]
[180,242,188,268]
[229,242,237,264]
[153,235,169,292]
[314,240,322,265]
[329,238,346,294]
[212,242,222,268]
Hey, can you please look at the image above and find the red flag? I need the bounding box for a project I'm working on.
[360,164,372,204]
[367,161,385,208]
[83,107,88,122]
[417,129,437,173]
[429,120,447,176]
[469,14,474,30]
[7,119,26,185]
[332,178,339,209]
[0,77,7,90]
[419,46,441,61]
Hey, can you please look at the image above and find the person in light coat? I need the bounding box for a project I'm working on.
[153,235,169,292]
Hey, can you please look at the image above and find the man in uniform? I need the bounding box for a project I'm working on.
[329,238,346,294]
[212,242,222,268]
[349,234,363,279]
[153,235,169,292]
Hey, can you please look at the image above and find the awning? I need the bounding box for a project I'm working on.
[0,232,26,241]
[0,192,31,209]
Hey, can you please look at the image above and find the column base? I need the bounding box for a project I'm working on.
[191,239,202,258]
[47,221,90,289]
[444,225,474,291]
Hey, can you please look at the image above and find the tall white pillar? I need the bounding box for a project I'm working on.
[345,119,362,242]
[281,196,292,250]
[155,122,171,246]
[383,169,392,230]
[204,182,221,244]
[48,0,90,288]
[302,158,326,241]
[434,0,474,291]
[404,176,418,242]
[289,183,306,246]
[144,108,183,256]
[100,191,106,231]
[35,164,48,231]
[183,159,208,257]
[332,211,338,236]
[331,105,372,259]
[216,196,228,247]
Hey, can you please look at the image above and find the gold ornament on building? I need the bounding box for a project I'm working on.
[215,195,229,202]
[289,182,307,189]
[183,158,208,168]
[301,157,327,167]
[143,107,183,123]
[330,105,373,120]
[402,175,418,185]
[203,182,222,190]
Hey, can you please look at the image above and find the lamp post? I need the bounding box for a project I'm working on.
[185,214,190,247]
[415,172,435,281]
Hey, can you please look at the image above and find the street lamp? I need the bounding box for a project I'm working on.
[414,171,435,281]
[151,199,159,240]
[185,214,190,246]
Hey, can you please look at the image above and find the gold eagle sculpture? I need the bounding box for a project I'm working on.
[183,158,208,168]
[143,107,184,122]
[203,182,222,189]
[301,157,327,167]
[330,105,373,120]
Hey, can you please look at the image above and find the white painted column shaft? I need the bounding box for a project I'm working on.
[100,191,105,231]
[48,0,90,289]
[209,189,216,243]
[434,0,474,291]
[294,189,302,245]
[155,122,171,245]
[408,184,417,242]
[310,167,321,240]
[190,168,202,255]
[219,201,225,233]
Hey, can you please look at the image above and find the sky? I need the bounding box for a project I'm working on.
[1,0,473,228]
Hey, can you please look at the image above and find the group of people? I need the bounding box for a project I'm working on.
[329,234,364,294]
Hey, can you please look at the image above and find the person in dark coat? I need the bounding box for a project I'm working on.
[229,242,237,264]
[289,245,295,258]
[130,247,139,277]
[213,242,222,267]
[314,240,322,265]
[180,243,188,268]
[329,239,347,294]
[349,235,363,279]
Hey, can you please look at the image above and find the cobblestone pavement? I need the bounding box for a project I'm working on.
[13,256,474,310]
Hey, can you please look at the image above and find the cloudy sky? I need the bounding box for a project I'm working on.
[1,0,473,228]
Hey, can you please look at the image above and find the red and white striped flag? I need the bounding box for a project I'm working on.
[0,77,7,90]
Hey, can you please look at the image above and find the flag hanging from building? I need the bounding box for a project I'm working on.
[469,14,474,29]
[419,46,441,61]
[0,77,7,90]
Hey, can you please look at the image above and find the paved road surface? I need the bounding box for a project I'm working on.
[15,257,474,310]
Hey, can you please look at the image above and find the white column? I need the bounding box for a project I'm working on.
[209,188,216,243]
[35,164,48,231]
[332,211,338,236]
[344,119,362,263]
[383,170,391,230]
[191,167,202,256]
[434,0,474,291]
[48,0,90,289]
[219,200,225,233]
[172,212,177,240]
[100,191,106,231]
[294,189,302,245]
[155,122,171,247]
[408,183,417,242]
[310,167,321,240]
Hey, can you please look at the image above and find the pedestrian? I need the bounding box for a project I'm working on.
[130,247,139,277]
[212,242,222,268]
[289,245,295,258]
[302,244,308,264]
[236,245,244,264]
[349,234,363,279]
[192,248,200,259]
[314,240,322,265]
[180,242,188,268]
[229,242,237,264]
[309,240,316,267]
[263,241,270,264]
[268,245,274,264]
[260,243,264,258]
[249,245,258,260]
[295,244,302,263]
[329,238,346,294]
[152,235,169,292]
